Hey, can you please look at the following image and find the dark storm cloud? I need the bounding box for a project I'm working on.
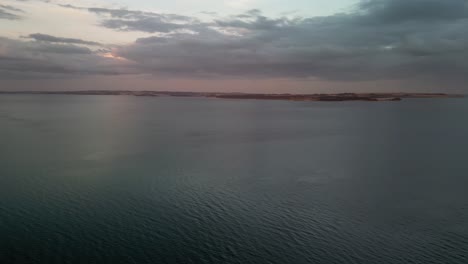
[357,0,468,23]
[64,1,468,81]
[27,33,102,46]
[100,18,187,33]
[92,9,198,33]
[30,43,93,54]
[109,0,468,82]
[0,37,135,80]
[0,55,74,78]
[60,4,198,33]
[0,4,24,13]
[2,0,468,87]
[86,7,192,21]
[0,6,22,20]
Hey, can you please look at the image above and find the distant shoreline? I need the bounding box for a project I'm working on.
[0,91,464,102]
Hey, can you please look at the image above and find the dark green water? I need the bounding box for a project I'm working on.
[1,95,467,264]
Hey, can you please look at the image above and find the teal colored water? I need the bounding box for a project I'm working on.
[1,95,467,264]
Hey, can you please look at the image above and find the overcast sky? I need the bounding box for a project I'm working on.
[1,0,467,93]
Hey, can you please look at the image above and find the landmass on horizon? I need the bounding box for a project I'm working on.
[0,91,463,102]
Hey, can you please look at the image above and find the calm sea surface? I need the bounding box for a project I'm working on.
[1,95,467,263]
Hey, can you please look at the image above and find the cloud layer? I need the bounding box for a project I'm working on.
[0,36,134,80]
[0,4,23,20]
[26,33,102,46]
[1,0,468,91]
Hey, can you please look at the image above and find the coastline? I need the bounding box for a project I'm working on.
[0,91,463,102]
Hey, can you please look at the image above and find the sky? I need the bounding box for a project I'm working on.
[1,0,467,93]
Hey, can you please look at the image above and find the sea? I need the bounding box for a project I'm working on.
[1,95,467,263]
